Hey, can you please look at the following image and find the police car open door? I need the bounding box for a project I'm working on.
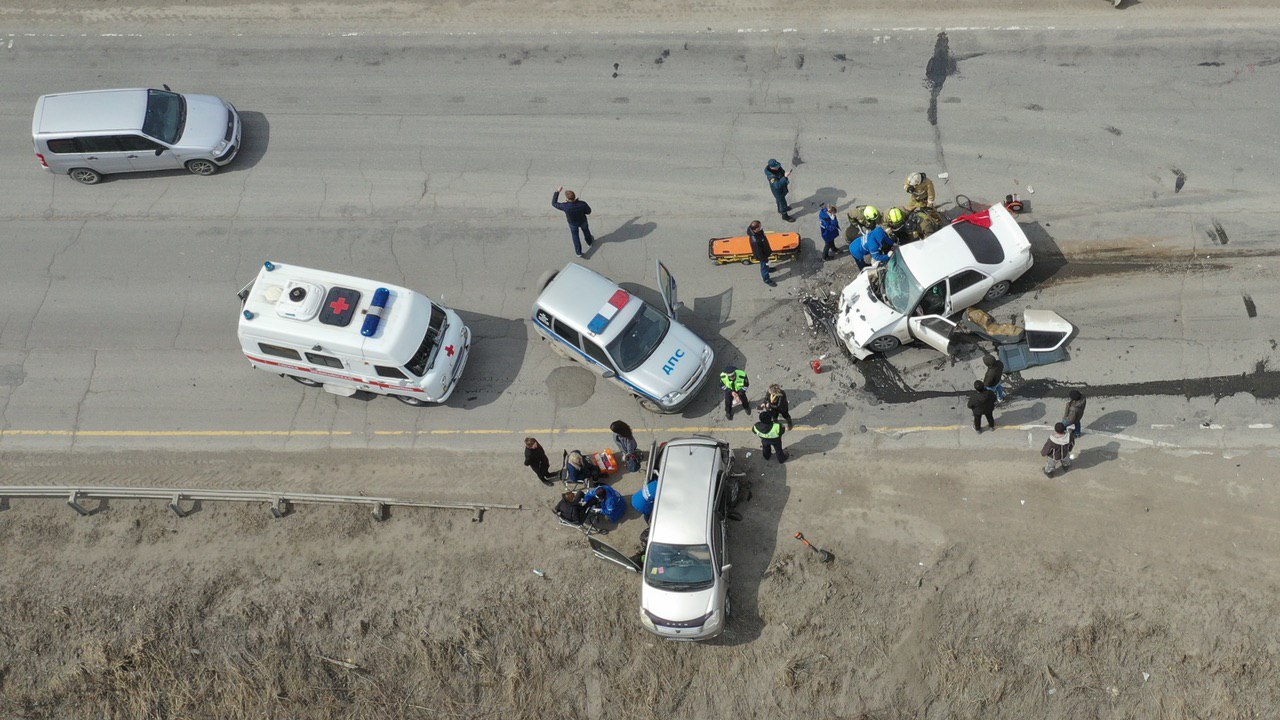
[656,261,678,318]
[907,315,957,355]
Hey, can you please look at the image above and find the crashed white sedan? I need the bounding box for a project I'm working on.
[835,202,1033,359]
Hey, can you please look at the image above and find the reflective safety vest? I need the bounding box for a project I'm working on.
[753,422,782,440]
[720,369,748,391]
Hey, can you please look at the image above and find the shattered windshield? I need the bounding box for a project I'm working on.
[881,253,923,314]
[643,542,714,591]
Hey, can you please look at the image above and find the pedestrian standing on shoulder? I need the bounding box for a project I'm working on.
[523,437,555,485]
[759,384,793,430]
[720,365,749,421]
[982,355,1006,403]
[552,186,594,257]
[747,220,777,287]
[967,380,997,433]
[1062,389,1087,438]
[819,204,841,260]
[610,420,642,473]
[764,159,794,221]
[1041,422,1075,476]
[752,410,788,464]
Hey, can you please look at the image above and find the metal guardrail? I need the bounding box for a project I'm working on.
[0,486,522,522]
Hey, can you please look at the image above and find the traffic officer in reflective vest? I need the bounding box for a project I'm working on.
[752,411,788,464]
[720,365,750,421]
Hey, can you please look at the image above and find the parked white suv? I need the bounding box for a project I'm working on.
[33,86,242,184]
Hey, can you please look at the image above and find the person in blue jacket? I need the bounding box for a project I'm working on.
[848,206,893,270]
[819,204,841,260]
[630,479,659,523]
[552,185,594,257]
[589,485,626,523]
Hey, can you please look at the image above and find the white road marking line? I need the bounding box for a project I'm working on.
[1249,423,1274,429]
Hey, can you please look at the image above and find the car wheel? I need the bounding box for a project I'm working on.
[985,281,1011,301]
[868,335,901,353]
[725,594,732,618]
[69,168,102,185]
[288,375,323,387]
[186,159,218,176]
[394,394,430,406]
[636,396,662,413]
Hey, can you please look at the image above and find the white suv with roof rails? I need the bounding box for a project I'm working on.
[590,436,739,641]
[531,262,714,413]
[33,86,241,184]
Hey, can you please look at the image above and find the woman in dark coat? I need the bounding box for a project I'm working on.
[523,437,554,485]
[759,384,793,430]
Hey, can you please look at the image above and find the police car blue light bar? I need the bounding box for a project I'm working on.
[587,290,631,334]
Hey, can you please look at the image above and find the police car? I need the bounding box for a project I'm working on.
[237,261,470,405]
[532,262,714,413]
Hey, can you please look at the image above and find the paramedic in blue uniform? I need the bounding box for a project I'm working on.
[552,186,594,257]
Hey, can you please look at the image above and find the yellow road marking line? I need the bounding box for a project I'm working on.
[0,424,1057,438]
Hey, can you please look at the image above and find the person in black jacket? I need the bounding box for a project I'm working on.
[747,220,776,287]
[967,380,997,433]
[759,384,793,430]
[554,491,587,526]
[524,437,555,485]
[552,186,594,257]
[982,355,1006,402]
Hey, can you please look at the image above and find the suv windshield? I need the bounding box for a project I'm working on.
[405,304,448,376]
[881,253,923,314]
[605,303,670,373]
[142,89,186,145]
[644,542,714,591]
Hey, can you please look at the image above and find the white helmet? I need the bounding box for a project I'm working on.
[906,172,924,188]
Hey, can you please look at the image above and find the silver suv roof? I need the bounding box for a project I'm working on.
[34,89,149,135]
[649,437,723,546]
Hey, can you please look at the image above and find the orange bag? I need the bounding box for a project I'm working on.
[592,449,619,475]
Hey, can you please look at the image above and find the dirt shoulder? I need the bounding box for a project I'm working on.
[0,0,1277,34]
[1,445,1278,718]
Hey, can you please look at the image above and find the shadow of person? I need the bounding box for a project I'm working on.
[790,187,848,220]
[1070,441,1121,471]
[1087,410,1137,434]
[782,431,843,460]
[997,401,1046,426]
[595,216,657,245]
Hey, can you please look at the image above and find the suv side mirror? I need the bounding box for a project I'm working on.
[601,369,616,379]
[720,564,733,573]
[155,148,165,156]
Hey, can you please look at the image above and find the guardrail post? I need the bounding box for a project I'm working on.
[270,497,292,518]
[66,491,90,516]
[371,502,389,521]
[169,494,189,518]
[471,507,485,523]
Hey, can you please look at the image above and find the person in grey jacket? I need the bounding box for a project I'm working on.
[1062,390,1087,438]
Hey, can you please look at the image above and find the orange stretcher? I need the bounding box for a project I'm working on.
[708,232,801,265]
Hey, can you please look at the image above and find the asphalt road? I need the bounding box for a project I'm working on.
[0,17,1278,453]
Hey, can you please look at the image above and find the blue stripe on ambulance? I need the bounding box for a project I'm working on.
[531,315,660,403]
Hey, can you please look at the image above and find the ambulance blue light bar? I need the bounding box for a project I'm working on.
[361,287,391,337]
[587,290,631,334]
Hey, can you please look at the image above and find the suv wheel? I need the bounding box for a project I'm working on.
[288,375,323,387]
[394,394,430,407]
[186,159,218,176]
[69,168,102,185]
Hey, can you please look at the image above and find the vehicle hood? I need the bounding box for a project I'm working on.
[624,321,710,396]
[175,94,230,149]
[834,271,904,353]
[641,583,716,624]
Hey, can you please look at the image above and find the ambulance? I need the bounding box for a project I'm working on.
[237,261,470,405]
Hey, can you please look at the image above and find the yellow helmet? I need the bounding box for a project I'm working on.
[862,205,881,224]
[886,207,906,228]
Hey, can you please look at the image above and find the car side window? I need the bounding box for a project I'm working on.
[77,136,126,153]
[117,134,164,152]
[46,138,81,154]
[304,352,343,369]
[552,318,581,347]
[258,343,301,360]
[948,269,987,294]
[916,281,948,316]
[582,339,614,369]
